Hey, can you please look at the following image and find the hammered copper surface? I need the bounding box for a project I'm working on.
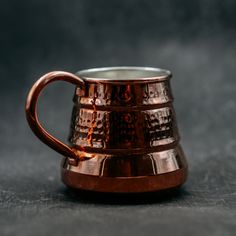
[69,81,178,151]
[26,67,188,193]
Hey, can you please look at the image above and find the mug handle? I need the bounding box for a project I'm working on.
[25,71,85,159]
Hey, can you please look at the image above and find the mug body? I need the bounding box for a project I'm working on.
[62,67,187,192]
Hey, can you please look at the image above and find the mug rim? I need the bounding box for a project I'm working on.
[76,66,171,83]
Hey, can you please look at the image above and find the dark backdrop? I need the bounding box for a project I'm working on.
[0,0,236,235]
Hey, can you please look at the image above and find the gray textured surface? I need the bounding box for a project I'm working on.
[1,38,236,236]
[1,0,236,235]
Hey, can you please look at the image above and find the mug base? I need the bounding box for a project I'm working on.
[61,167,187,193]
[61,145,188,193]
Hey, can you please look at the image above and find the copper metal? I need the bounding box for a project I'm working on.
[26,67,188,193]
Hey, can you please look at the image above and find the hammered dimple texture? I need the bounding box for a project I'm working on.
[69,107,179,150]
[69,80,179,151]
[75,80,173,106]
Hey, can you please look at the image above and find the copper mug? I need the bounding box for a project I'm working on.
[26,67,188,193]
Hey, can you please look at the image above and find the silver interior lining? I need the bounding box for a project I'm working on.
[77,66,170,80]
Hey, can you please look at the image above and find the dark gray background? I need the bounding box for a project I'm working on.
[0,0,236,235]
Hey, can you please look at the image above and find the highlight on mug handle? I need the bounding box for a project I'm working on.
[25,71,85,159]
